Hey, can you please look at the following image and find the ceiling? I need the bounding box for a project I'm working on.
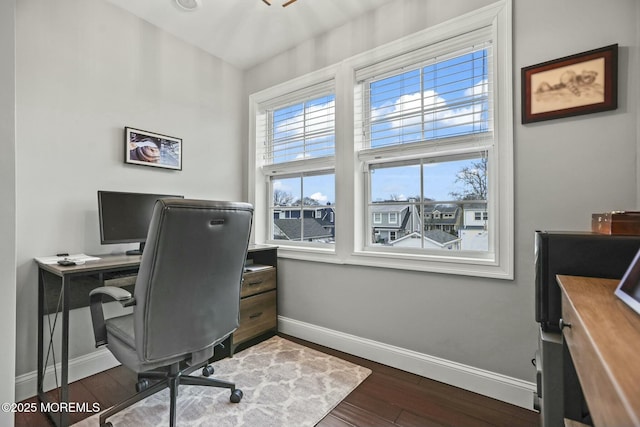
[104,0,390,70]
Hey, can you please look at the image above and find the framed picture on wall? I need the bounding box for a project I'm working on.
[125,127,182,171]
[521,44,618,124]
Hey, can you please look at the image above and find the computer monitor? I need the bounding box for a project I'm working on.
[98,190,184,255]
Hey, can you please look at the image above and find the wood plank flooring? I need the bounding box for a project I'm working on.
[16,334,539,427]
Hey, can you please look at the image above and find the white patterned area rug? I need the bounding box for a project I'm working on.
[73,336,371,427]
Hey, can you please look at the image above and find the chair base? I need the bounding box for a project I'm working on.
[99,362,241,427]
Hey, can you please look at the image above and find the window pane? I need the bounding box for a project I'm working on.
[422,49,490,139]
[270,174,335,244]
[370,70,422,148]
[370,163,421,203]
[302,174,335,243]
[369,154,488,252]
[423,155,487,251]
[271,176,300,241]
[367,48,490,149]
[270,94,335,164]
[369,163,421,246]
[272,176,301,207]
[424,156,487,202]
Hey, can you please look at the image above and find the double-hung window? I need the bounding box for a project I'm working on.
[351,10,513,278]
[254,79,336,247]
[250,0,512,277]
[356,33,493,253]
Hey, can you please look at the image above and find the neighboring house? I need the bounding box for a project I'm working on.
[460,202,489,251]
[390,230,461,250]
[462,202,488,228]
[371,205,419,243]
[274,205,336,238]
[273,218,333,242]
[459,228,489,251]
[423,204,462,234]
[371,203,485,249]
[315,206,336,238]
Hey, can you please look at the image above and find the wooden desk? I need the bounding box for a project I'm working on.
[557,275,640,427]
[36,245,277,427]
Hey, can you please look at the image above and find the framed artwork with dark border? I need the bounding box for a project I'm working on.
[125,127,182,170]
[521,44,617,124]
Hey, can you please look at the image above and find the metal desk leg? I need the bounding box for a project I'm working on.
[60,275,70,427]
[37,269,44,399]
[37,271,71,427]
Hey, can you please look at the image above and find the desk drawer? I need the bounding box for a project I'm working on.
[241,268,276,298]
[234,290,277,344]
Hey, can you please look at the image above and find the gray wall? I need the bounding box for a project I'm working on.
[0,0,17,424]
[15,0,244,378]
[9,0,639,400]
[244,0,640,382]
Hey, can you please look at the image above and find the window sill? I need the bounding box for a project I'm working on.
[346,250,512,280]
[271,243,513,279]
[269,243,341,264]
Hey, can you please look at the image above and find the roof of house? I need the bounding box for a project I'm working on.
[428,204,460,214]
[390,230,460,248]
[425,204,461,226]
[461,202,488,210]
[273,218,332,240]
[423,229,460,244]
[370,204,410,213]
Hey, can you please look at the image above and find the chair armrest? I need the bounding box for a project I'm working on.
[90,286,134,304]
[89,286,136,348]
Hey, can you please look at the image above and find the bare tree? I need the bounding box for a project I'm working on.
[449,157,487,200]
[294,197,321,206]
[273,189,294,206]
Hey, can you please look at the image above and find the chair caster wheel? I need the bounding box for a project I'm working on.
[202,365,214,377]
[100,422,113,427]
[230,389,243,403]
[136,378,150,392]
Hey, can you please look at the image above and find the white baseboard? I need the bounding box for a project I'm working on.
[278,316,536,410]
[15,318,536,411]
[15,348,120,402]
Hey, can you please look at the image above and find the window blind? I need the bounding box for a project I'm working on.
[258,80,335,166]
[355,28,493,152]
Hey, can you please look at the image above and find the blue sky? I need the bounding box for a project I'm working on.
[371,157,483,202]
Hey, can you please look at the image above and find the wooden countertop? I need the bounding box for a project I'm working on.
[557,275,640,427]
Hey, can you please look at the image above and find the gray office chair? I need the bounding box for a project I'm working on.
[89,199,253,427]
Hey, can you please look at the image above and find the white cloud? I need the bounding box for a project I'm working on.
[309,192,328,203]
[274,100,335,138]
[465,79,488,98]
[374,79,489,133]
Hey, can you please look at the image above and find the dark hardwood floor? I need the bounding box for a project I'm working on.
[16,334,539,427]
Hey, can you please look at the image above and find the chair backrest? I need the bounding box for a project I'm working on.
[133,199,253,363]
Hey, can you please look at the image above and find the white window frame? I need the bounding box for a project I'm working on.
[248,0,512,278]
[388,212,398,224]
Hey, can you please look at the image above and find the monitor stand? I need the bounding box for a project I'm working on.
[126,242,145,256]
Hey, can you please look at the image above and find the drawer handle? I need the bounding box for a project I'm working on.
[247,280,264,286]
[249,312,263,319]
[559,318,572,330]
